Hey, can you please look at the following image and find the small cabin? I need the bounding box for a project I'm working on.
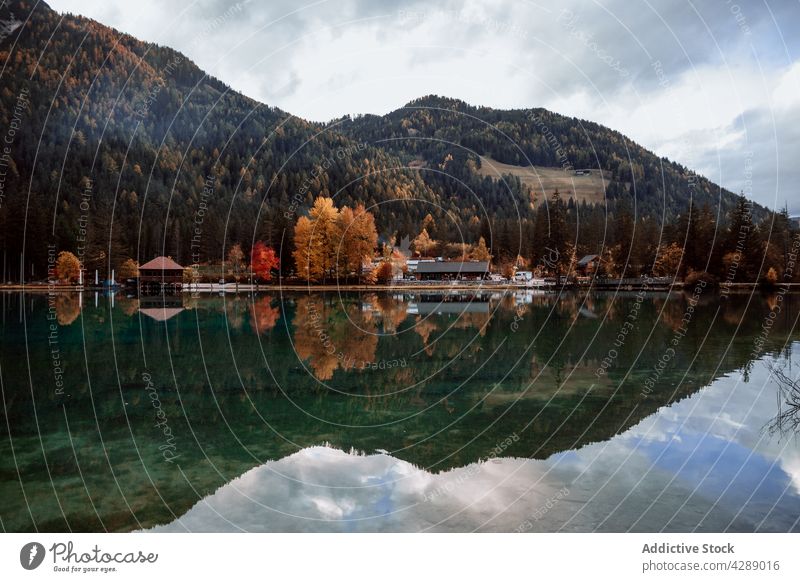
[577,254,601,275]
[138,256,184,292]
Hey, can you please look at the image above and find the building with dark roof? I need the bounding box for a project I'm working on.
[413,261,490,281]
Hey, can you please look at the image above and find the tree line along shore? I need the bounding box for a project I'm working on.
[14,192,800,290]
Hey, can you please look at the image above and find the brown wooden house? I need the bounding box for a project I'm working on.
[138,256,184,292]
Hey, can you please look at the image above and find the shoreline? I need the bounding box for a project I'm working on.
[3,282,800,293]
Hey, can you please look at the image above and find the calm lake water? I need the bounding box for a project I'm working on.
[1,289,799,532]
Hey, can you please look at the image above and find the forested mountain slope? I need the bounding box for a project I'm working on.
[0,0,775,280]
[0,0,433,276]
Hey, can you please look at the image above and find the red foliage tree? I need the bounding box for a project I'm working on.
[251,241,280,282]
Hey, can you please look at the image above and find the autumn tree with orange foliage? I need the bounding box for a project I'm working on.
[469,236,492,261]
[227,243,245,280]
[55,251,81,283]
[293,197,338,282]
[293,197,378,282]
[117,258,139,279]
[293,216,315,281]
[412,227,436,257]
[373,261,394,284]
[652,242,684,277]
[336,203,378,281]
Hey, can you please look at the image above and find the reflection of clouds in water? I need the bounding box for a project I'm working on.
[551,353,800,531]
[148,447,565,532]
[149,352,800,532]
[780,457,800,496]
[623,358,800,501]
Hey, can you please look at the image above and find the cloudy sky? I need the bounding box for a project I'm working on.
[48,0,800,213]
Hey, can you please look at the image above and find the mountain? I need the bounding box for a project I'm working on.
[335,94,744,218]
[0,0,774,281]
[0,0,435,278]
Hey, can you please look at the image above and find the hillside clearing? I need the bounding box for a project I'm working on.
[475,156,610,204]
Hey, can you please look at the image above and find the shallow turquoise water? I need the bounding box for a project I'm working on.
[0,289,799,532]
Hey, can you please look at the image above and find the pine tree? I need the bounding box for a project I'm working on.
[695,203,719,274]
[613,198,635,275]
[542,190,570,273]
[723,194,761,281]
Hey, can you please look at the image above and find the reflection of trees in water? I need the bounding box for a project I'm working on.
[499,294,516,312]
[249,296,280,335]
[557,293,583,322]
[117,296,139,316]
[55,294,81,325]
[765,293,782,312]
[293,297,337,380]
[182,295,200,310]
[765,360,800,438]
[659,297,689,331]
[410,304,493,359]
[361,367,419,410]
[339,304,379,371]
[367,294,408,334]
[224,296,246,331]
[450,311,491,337]
[414,317,438,356]
[292,296,377,380]
[722,300,748,327]
[7,292,800,534]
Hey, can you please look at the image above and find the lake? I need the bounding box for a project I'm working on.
[1,289,799,532]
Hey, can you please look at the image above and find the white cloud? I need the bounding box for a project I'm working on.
[773,61,800,111]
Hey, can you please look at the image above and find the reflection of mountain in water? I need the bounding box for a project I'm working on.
[1,291,799,531]
[147,446,569,532]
